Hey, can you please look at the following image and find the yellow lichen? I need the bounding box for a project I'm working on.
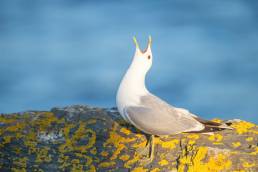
[150,168,161,172]
[155,138,179,149]
[211,118,222,123]
[178,146,232,172]
[177,145,206,171]
[73,124,96,152]
[59,123,96,154]
[58,124,74,153]
[187,134,200,140]
[89,165,96,172]
[35,112,58,132]
[90,147,97,155]
[231,121,255,134]
[135,133,145,138]
[71,163,83,172]
[74,153,93,166]
[120,128,131,135]
[104,129,135,148]
[71,159,80,164]
[11,168,26,172]
[110,144,125,160]
[208,134,223,144]
[232,142,241,148]
[250,147,258,155]
[100,151,109,157]
[71,158,83,172]
[159,159,169,166]
[13,147,21,154]
[119,154,130,161]
[177,147,195,172]
[191,147,209,172]
[187,134,200,145]
[207,153,232,171]
[58,154,70,170]
[35,147,52,163]
[98,161,116,168]
[24,131,37,154]
[15,132,23,139]
[250,129,258,135]
[132,140,147,149]
[212,142,223,145]
[188,140,196,145]
[245,137,253,142]
[12,157,28,170]
[124,153,140,168]
[103,124,135,160]
[58,158,66,167]
[6,122,25,132]
[131,167,148,172]
[2,136,12,144]
[242,162,255,168]
[0,115,16,124]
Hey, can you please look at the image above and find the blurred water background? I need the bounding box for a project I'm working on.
[0,0,257,123]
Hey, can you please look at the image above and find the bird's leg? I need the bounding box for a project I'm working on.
[138,135,155,165]
[149,134,155,161]
[136,134,151,156]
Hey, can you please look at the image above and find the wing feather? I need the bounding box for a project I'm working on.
[125,94,204,136]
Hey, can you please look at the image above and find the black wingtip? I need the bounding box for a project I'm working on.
[185,117,234,133]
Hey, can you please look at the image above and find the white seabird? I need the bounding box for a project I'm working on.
[116,36,232,164]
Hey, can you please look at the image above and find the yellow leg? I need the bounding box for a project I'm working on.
[149,135,155,162]
[136,142,150,156]
[138,135,155,165]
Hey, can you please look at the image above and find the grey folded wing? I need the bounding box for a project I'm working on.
[125,94,204,135]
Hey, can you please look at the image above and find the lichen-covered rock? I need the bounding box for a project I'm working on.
[0,105,257,172]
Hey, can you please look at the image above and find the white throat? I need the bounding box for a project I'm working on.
[116,63,149,109]
[120,63,149,94]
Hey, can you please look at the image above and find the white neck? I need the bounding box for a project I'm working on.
[116,63,149,114]
[121,66,148,94]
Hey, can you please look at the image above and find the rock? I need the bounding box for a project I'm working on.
[0,105,257,172]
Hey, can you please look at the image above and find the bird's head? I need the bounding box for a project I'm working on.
[131,36,153,73]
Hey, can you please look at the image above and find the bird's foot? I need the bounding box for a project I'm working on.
[136,144,150,156]
[139,152,154,165]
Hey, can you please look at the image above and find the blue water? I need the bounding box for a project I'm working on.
[0,0,257,123]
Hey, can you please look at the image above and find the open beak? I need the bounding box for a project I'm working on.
[133,36,141,53]
[146,35,152,52]
[133,36,152,54]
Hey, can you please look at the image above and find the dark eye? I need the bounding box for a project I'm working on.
[148,55,151,60]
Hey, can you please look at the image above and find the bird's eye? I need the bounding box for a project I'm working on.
[147,55,151,60]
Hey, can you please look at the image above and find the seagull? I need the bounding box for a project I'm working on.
[116,36,232,164]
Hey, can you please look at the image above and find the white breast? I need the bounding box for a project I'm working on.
[116,67,148,122]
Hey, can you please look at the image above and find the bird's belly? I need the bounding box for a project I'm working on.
[116,95,141,123]
[133,124,180,136]
[127,116,181,136]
